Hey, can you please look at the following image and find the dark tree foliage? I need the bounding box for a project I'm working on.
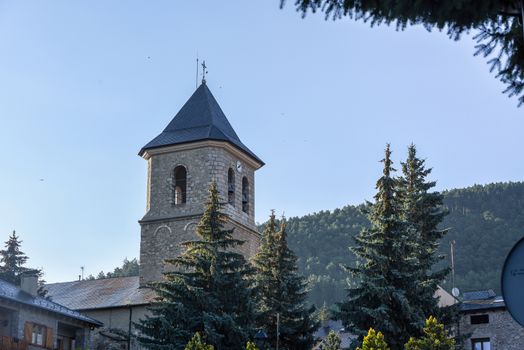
[184,333,213,350]
[252,212,318,350]
[282,206,369,307]
[337,145,421,350]
[280,181,524,308]
[0,231,28,284]
[0,231,48,298]
[136,182,256,350]
[398,144,450,322]
[440,181,524,293]
[405,316,455,350]
[282,0,524,106]
[89,258,140,280]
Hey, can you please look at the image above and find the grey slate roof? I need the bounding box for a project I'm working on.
[139,83,264,165]
[463,289,497,301]
[460,289,505,312]
[0,278,102,326]
[45,276,156,311]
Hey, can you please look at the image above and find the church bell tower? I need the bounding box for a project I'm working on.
[138,82,264,285]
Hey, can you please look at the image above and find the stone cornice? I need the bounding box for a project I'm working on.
[139,214,260,237]
[140,140,263,170]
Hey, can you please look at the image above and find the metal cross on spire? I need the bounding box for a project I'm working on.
[201,60,208,85]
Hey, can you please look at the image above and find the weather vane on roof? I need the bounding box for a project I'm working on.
[201,60,208,85]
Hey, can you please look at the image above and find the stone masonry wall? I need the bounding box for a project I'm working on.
[460,308,524,350]
[139,144,260,285]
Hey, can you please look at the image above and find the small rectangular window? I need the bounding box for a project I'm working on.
[472,338,491,350]
[470,314,489,324]
[31,324,47,346]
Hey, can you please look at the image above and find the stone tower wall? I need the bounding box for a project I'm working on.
[139,142,260,285]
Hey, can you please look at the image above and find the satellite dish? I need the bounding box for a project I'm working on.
[501,236,524,327]
[452,287,460,298]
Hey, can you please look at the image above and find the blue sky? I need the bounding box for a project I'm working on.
[0,1,522,282]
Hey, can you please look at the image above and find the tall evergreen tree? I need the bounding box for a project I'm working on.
[398,145,450,320]
[245,341,259,350]
[253,211,279,331]
[322,330,342,350]
[356,328,390,350]
[252,212,318,350]
[337,145,420,350]
[405,316,455,350]
[184,333,214,350]
[0,231,48,298]
[136,182,257,350]
[0,231,28,284]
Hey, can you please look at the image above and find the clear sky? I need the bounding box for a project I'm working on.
[0,1,522,283]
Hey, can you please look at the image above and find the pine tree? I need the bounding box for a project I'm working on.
[252,211,279,331]
[398,145,450,322]
[252,212,318,350]
[0,231,28,284]
[356,328,390,350]
[136,182,257,350]
[322,330,341,350]
[337,144,420,350]
[0,231,48,298]
[318,302,330,327]
[184,333,214,350]
[245,341,259,350]
[405,316,455,350]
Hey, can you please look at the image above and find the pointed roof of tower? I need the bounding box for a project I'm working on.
[139,83,263,165]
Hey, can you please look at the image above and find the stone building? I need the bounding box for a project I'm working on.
[0,273,101,350]
[459,289,524,350]
[46,81,264,349]
[137,81,264,285]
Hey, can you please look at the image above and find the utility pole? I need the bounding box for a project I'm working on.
[450,240,456,290]
[128,304,133,350]
[276,313,280,350]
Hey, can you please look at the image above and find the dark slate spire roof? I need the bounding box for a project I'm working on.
[140,83,263,165]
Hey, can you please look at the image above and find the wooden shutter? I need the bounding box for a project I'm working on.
[24,322,33,343]
[46,327,53,349]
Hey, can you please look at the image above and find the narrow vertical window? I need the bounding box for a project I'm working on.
[228,168,235,206]
[173,166,187,205]
[242,177,249,213]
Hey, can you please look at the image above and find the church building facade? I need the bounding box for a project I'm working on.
[138,82,264,285]
[46,82,264,349]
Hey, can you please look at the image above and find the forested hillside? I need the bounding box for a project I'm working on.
[284,182,524,307]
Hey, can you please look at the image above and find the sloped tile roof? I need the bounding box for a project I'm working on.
[0,278,102,326]
[46,276,156,311]
[460,289,505,312]
[463,289,497,301]
[139,83,263,165]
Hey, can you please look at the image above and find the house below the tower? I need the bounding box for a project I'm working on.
[0,273,101,350]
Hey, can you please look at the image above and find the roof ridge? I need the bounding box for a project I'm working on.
[139,84,263,165]
[46,275,139,286]
[201,84,240,141]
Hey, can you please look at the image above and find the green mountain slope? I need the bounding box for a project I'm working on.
[284,182,524,307]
